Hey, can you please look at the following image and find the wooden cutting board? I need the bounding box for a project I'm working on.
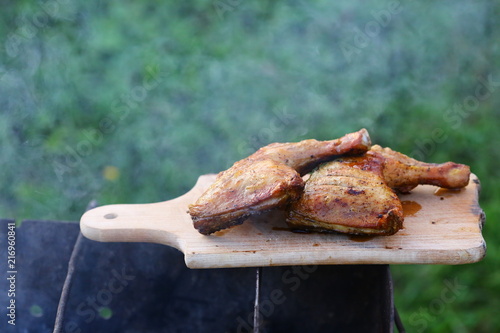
[80,174,486,269]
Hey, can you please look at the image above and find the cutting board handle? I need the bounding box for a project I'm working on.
[80,174,218,251]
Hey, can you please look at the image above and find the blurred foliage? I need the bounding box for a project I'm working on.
[1,0,499,331]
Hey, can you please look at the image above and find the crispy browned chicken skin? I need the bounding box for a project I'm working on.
[287,152,403,235]
[189,129,371,235]
[286,146,471,235]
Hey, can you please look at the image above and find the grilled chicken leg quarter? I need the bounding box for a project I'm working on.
[189,129,371,235]
[286,146,471,235]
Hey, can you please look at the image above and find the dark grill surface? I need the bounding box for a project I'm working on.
[0,218,396,333]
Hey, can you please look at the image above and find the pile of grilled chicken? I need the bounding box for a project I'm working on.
[188,129,470,236]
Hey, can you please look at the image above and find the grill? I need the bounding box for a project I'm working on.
[0,202,406,332]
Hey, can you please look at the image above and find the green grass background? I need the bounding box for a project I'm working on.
[1,0,499,331]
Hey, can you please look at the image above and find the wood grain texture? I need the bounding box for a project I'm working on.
[80,174,486,269]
